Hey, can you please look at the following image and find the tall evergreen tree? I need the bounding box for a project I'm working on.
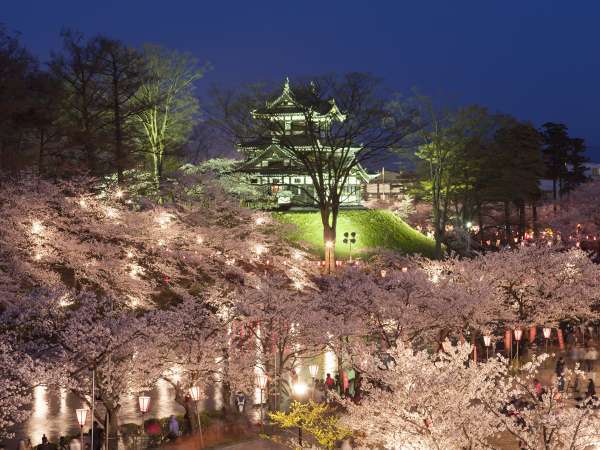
[49,30,110,175]
[0,26,38,174]
[490,122,544,242]
[540,122,588,207]
[97,37,148,183]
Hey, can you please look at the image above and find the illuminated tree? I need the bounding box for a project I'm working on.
[135,45,208,188]
[223,273,324,408]
[269,401,350,449]
[151,297,224,430]
[436,246,600,327]
[342,344,507,449]
[541,180,600,238]
[0,340,41,439]
[344,346,600,450]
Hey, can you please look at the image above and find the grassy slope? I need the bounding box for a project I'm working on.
[273,209,436,259]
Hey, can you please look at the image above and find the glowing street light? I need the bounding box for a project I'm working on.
[75,408,89,447]
[543,327,552,353]
[483,335,492,361]
[138,394,150,439]
[188,386,205,448]
[514,329,523,366]
[292,382,308,446]
[255,373,268,431]
[138,395,150,414]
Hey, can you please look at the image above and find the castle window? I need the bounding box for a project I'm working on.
[294,178,302,184]
[250,178,258,184]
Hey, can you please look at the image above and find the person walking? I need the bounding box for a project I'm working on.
[235,392,246,413]
[586,378,596,398]
[37,435,53,450]
[325,373,334,389]
[555,357,565,377]
[534,379,544,401]
[167,415,180,441]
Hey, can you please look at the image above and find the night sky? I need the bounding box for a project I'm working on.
[4,1,600,160]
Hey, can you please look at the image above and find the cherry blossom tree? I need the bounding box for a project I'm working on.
[343,345,600,450]
[2,291,160,449]
[223,274,326,410]
[342,343,508,450]
[0,174,310,307]
[315,263,501,356]
[0,341,43,439]
[430,246,600,328]
[482,354,600,450]
[150,296,225,428]
[540,180,600,237]
[0,173,317,439]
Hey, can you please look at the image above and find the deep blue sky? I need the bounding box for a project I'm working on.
[4,1,600,160]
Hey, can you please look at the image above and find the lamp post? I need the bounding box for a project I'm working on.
[189,386,204,448]
[465,222,472,253]
[138,394,150,447]
[543,327,552,353]
[75,408,89,449]
[292,382,308,446]
[255,373,268,432]
[342,232,356,261]
[483,335,491,361]
[325,241,334,274]
[308,364,319,400]
[514,328,523,366]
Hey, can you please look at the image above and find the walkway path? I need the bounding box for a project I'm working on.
[218,439,285,449]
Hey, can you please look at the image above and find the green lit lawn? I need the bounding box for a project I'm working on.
[273,209,436,259]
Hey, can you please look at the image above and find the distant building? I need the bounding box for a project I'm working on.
[539,162,600,199]
[584,162,600,180]
[365,169,413,201]
[236,78,372,208]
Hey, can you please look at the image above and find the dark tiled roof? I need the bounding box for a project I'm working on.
[238,134,316,149]
[253,99,334,116]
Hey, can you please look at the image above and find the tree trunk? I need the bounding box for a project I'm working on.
[552,178,557,212]
[532,202,539,238]
[321,208,336,274]
[504,202,512,245]
[38,130,45,177]
[477,202,484,245]
[518,201,526,240]
[171,390,201,434]
[105,405,120,450]
[112,72,124,183]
